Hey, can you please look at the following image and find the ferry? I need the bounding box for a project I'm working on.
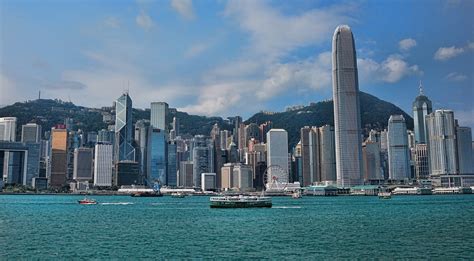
[78,197,97,205]
[378,192,392,199]
[210,195,272,208]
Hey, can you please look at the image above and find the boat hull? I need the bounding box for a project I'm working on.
[210,201,272,208]
[130,192,163,197]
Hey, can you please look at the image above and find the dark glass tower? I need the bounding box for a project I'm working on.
[115,92,135,162]
[412,82,432,144]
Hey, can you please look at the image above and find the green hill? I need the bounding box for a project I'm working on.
[0,91,412,149]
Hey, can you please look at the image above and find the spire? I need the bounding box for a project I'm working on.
[419,80,424,96]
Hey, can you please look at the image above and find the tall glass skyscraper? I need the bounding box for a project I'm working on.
[115,93,135,162]
[150,102,169,130]
[150,129,167,185]
[412,83,432,144]
[387,115,410,181]
[332,25,363,187]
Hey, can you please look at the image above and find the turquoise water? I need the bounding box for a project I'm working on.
[1,195,473,259]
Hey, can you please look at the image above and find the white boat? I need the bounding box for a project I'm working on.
[292,191,302,199]
[171,192,186,198]
[210,195,272,208]
[378,192,392,199]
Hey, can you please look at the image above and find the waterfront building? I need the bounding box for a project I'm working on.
[21,123,41,143]
[150,129,167,185]
[115,92,135,162]
[232,164,253,191]
[192,135,213,188]
[426,110,457,177]
[412,83,432,144]
[167,140,177,186]
[150,102,169,131]
[456,126,473,175]
[50,127,68,187]
[178,161,193,187]
[266,129,289,184]
[300,126,320,186]
[201,172,216,191]
[221,163,234,189]
[135,120,152,182]
[73,148,93,181]
[318,125,336,182]
[0,142,40,186]
[414,144,429,180]
[94,143,113,187]
[332,25,363,187]
[387,115,410,181]
[362,141,383,183]
[114,161,140,186]
[0,117,17,142]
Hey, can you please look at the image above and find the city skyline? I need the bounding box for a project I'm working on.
[1,0,473,131]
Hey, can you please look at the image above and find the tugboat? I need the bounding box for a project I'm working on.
[210,195,272,208]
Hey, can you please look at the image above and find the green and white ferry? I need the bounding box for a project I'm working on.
[210,195,272,208]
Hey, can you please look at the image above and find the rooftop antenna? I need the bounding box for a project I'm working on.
[38,90,41,100]
[419,80,424,96]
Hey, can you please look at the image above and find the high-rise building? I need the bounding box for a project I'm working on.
[332,25,363,187]
[0,142,40,186]
[150,129,167,185]
[167,140,177,186]
[414,144,429,180]
[362,141,383,183]
[21,123,41,143]
[0,117,17,142]
[73,148,93,181]
[300,127,320,186]
[94,143,113,187]
[245,123,261,146]
[150,102,169,130]
[426,110,457,177]
[135,120,152,182]
[387,115,410,181]
[318,125,336,182]
[97,129,114,144]
[115,93,135,162]
[192,136,213,188]
[114,161,140,186]
[221,163,234,189]
[232,164,253,191]
[201,173,217,191]
[50,127,68,187]
[178,161,193,188]
[456,126,473,175]
[266,129,289,184]
[412,83,432,144]
[220,130,229,150]
[172,117,179,137]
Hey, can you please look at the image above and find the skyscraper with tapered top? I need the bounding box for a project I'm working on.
[332,25,363,187]
[115,92,135,162]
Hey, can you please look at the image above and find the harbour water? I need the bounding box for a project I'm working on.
[1,195,473,259]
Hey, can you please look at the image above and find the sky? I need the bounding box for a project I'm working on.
[1,0,473,129]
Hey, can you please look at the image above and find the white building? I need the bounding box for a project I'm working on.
[387,115,410,181]
[232,164,253,191]
[266,129,289,184]
[94,143,113,187]
[426,110,457,176]
[0,117,17,142]
[201,172,216,191]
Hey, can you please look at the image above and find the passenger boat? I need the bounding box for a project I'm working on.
[171,192,186,198]
[292,191,302,199]
[78,197,97,205]
[210,195,272,208]
[378,192,392,199]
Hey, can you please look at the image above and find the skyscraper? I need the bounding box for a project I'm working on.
[150,129,167,185]
[300,126,320,186]
[455,126,473,175]
[192,135,213,188]
[21,123,42,143]
[426,110,457,177]
[73,148,93,181]
[387,115,410,181]
[150,102,169,130]
[50,127,68,187]
[412,82,432,144]
[318,125,336,182]
[266,129,289,184]
[115,93,135,162]
[94,143,113,187]
[0,117,17,142]
[332,25,363,187]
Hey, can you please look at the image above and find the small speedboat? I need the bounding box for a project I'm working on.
[78,198,97,205]
[171,192,186,198]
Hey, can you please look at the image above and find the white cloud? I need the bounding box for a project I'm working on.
[136,11,154,30]
[445,72,468,82]
[434,46,464,61]
[104,16,120,28]
[171,0,195,20]
[358,54,423,83]
[224,0,355,60]
[399,38,417,51]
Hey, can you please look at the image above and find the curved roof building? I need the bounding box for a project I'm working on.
[332,25,363,187]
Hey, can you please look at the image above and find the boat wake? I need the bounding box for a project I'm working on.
[100,202,134,205]
[272,206,301,209]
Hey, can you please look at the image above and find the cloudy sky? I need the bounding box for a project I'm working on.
[1,0,473,128]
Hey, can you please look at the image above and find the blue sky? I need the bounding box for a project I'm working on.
[1,0,473,129]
